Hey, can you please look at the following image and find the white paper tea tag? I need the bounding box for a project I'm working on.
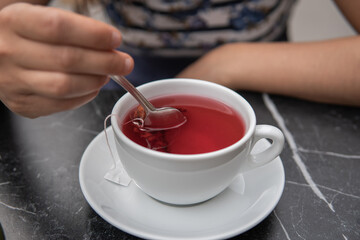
[104,164,131,186]
[103,114,132,186]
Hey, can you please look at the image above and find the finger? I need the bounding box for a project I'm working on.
[8,90,99,118]
[19,70,109,99]
[4,3,122,50]
[14,40,134,76]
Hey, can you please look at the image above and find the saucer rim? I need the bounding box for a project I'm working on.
[79,128,285,240]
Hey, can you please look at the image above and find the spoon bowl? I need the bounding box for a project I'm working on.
[110,75,187,131]
[142,106,187,131]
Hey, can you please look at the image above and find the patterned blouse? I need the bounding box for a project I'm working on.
[101,0,294,56]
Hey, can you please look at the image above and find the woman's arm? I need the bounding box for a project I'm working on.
[334,0,360,33]
[178,1,360,106]
[0,0,49,9]
[177,36,360,106]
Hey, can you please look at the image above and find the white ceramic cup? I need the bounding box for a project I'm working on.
[111,79,284,205]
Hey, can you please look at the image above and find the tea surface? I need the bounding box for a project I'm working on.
[121,94,246,154]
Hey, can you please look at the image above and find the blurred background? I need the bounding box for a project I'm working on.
[49,0,357,42]
[288,0,356,41]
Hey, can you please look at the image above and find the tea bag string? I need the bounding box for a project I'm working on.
[104,114,117,165]
[104,112,171,155]
[103,114,145,164]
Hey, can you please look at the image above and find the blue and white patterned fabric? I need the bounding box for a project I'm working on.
[100,0,294,87]
[101,0,294,57]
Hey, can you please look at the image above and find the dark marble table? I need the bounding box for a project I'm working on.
[0,89,359,240]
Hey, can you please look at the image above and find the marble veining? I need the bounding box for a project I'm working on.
[263,93,335,212]
[297,147,360,159]
[0,199,36,215]
[286,180,360,200]
[274,210,291,240]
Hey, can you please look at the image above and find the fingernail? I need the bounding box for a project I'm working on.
[124,57,133,73]
[111,31,122,48]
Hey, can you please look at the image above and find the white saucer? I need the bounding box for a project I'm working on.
[79,128,285,240]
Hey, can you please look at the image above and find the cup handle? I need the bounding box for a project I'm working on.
[242,125,285,172]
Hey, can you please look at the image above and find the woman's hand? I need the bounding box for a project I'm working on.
[0,3,134,118]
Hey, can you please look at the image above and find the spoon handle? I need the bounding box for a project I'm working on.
[110,75,155,112]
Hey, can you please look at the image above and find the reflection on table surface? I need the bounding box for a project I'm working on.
[0,89,359,240]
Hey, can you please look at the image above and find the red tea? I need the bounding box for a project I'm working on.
[121,94,246,154]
